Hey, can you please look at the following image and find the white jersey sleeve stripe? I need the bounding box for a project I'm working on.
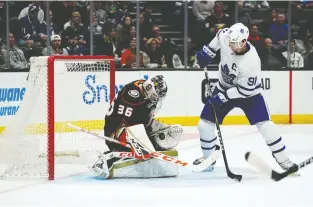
[236,86,251,97]
[237,83,262,92]
[237,84,257,91]
[237,84,262,97]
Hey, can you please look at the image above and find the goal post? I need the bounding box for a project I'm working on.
[0,56,115,180]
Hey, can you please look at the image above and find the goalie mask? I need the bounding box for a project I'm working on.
[143,75,168,103]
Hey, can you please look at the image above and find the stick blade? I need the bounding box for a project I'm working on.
[245,152,274,176]
[245,152,291,182]
[192,150,221,172]
[228,173,242,182]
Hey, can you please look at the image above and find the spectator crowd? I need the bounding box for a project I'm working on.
[0,1,312,70]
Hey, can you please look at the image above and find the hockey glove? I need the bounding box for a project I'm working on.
[204,82,217,98]
[196,45,216,68]
[208,92,229,107]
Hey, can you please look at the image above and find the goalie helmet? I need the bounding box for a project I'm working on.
[142,75,168,103]
[228,23,249,49]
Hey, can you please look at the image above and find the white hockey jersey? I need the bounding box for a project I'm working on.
[208,28,263,99]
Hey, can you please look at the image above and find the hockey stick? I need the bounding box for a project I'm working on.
[245,152,312,181]
[97,151,149,159]
[204,68,242,182]
[39,150,138,159]
[67,123,221,173]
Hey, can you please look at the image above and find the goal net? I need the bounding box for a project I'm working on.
[0,56,115,180]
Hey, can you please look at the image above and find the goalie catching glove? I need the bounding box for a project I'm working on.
[148,120,183,151]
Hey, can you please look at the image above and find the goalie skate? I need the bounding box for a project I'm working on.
[88,152,116,179]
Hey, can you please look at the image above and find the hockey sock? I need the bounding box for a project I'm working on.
[256,121,288,163]
[198,119,217,158]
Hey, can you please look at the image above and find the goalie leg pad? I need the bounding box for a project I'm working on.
[112,150,179,178]
[198,119,217,158]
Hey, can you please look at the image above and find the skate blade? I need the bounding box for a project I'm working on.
[203,165,214,172]
[288,171,301,177]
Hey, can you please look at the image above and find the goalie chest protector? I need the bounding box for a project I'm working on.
[104,80,156,137]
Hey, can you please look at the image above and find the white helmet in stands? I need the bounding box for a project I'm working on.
[228,23,249,49]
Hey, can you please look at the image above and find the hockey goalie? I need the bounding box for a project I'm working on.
[89,75,183,179]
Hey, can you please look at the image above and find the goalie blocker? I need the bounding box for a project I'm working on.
[89,75,184,179]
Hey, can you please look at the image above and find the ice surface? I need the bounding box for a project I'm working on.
[0,125,312,207]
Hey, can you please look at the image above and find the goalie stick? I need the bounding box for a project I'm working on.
[245,152,313,181]
[39,150,141,159]
[67,123,221,173]
[204,67,242,182]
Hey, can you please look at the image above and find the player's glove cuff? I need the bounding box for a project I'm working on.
[202,45,216,58]
[196,45,216,68]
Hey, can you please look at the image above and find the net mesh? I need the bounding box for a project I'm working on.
[0,56,114,179]
[65,61,110,72]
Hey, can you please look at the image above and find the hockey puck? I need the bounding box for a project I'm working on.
[159,133,165,140]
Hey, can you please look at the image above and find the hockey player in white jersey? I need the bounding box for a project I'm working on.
[194,23,298,173]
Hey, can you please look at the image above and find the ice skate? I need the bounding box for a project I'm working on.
[193,157,216,172]
[193,145,220,172]
[274,156,300,176]
[88,152,114,179]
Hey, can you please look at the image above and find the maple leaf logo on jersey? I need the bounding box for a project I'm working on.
[221,64,237,85]
[221,64,230,74]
